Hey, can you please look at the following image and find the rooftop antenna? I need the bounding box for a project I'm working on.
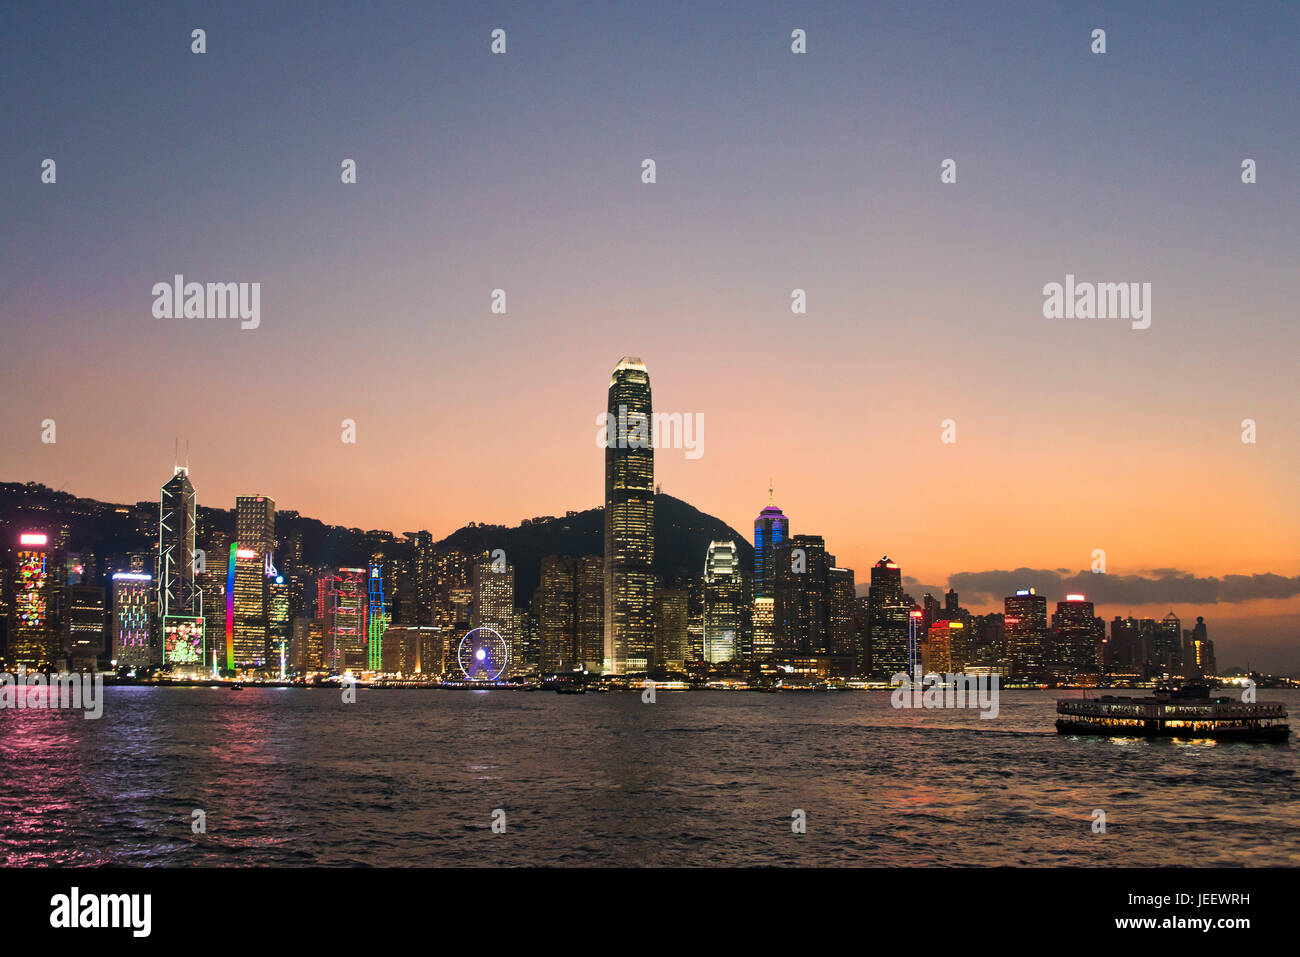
[769,479,774,506]
[185,440,190,474]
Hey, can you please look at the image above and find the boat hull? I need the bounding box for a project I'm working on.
[1055,718,1290,742]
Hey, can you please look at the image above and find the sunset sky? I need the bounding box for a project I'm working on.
[2,2,1297,668]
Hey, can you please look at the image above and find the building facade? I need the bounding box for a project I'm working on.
[603,357,655,673]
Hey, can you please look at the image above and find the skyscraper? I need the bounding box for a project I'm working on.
[63,583,106,671]
[603,357,655,674]
[112,572,154,671]
[867,557,910,678]
[232,495,275,669]
[472,551,516,673]
[1051,594,1099,677]
[703,540,745,664]
[1183,616,1216,679]
[654,587,689,671]
[772,534,829,662]
[923,621,960,672]
[269,573,290,673]
[1004,588,1048,676]
[537,555,579,673]
[753,488,789,600]
[752,596,775,666]
[827,566,857,661]
[159,467,201,620]
[575,556,604,671]
[366,564,386,672]
[160,467,204,672]
[12,533,55,668]
[1155,611,1182,675]
[318,569,368,673]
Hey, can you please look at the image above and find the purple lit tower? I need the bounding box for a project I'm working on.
[753,485,789,600]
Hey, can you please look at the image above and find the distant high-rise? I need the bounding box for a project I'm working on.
[160,467,204,671]
[112,572,154,671]
[654,587,689,671]
[923,620,961,672]
[827,566,857,660]
[472,551,516,673]
[1183,616,1216,680]
[751,596,775,664]
[753,487,789,600]
[269,573,291,671]
[232,495,275,669]
[1051,594,1099,676]
[1107,616,1141,675]
[318,569,368,672]
[11,533,56,668]
[537,555,579,672]
[1004,588,1048,675]
[773,534,829,660]
[366,564,386,672]
[63,583,106,671]
[531,554,604,673]
[1155,611,1182,675]
[867,556,910,678]
[603,357,655,673]
[159,467,201,620]
[575,556,604,670]
[703,540,745,664]
[968,613,1003,664]
[922,593,941,629]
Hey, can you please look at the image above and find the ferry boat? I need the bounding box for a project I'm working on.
[1056,685,1289,741]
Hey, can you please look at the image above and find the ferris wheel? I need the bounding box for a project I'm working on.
[458,626,509,681]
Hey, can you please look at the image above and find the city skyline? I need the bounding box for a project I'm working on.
[3,2,1296,668]
[0,426,1290,674]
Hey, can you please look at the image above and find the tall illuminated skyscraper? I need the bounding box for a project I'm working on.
[575,556,604,671]
[751,596,775,664]
[603,357,655,673]
[703,540,745,664]
[12,532,55,667]
[160,467,204,671]
[827,566,857,660]
[772,535,829,661]
[232,495,275,669]
[537,556,579,673]
[366,564,386,672]
[753,489,788,600]
[1051,594,1099,677]
[112,572,154,671]
[159,468,201,619]
[472,551,516,672]
[1155,611,1183,675]
[1004,588,1048,675]
[867,556,910,678]
[318,569,368,672]
[269,573,290,673]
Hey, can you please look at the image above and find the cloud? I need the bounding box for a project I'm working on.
[855,577,949,599]
[946,568,1300,607]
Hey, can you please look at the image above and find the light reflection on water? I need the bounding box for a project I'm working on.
[1,687,1296,866]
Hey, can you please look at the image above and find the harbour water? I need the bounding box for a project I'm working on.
[2,687,1296,866]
